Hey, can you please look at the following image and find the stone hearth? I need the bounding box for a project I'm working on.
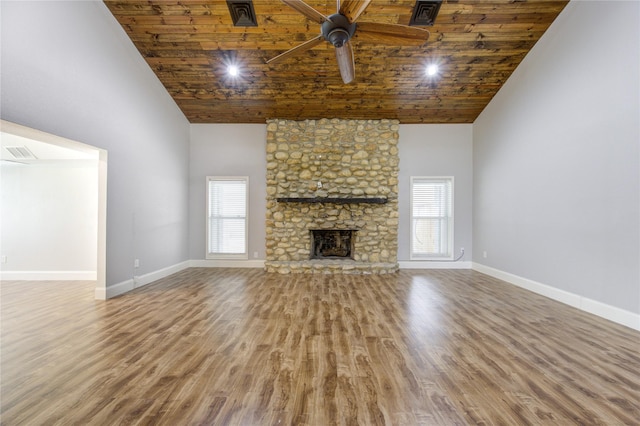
[264,118,399,274]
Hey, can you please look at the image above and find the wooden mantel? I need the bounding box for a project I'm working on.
[276,197,388,204]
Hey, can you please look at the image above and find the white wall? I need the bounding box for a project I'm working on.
[189,124,267,263]
[398,124,473,265]
[1,162,98,277]
[1,1,191,295]
[473,1,639,318]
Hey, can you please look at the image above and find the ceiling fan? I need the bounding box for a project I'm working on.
[266,0,431,84]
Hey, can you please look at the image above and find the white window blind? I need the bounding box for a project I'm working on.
[411,177,453,259]
[207,177,248,259]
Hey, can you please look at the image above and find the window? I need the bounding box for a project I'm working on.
[206,177,248,259]
[411,177,453,259]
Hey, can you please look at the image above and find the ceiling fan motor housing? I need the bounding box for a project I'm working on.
[322,14,356,47]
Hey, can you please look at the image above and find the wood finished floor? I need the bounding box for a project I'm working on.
[1,268,639,425]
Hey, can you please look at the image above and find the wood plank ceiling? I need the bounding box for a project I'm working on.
[104,0,569,124]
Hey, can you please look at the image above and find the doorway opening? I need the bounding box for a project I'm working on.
[0,120,107,298]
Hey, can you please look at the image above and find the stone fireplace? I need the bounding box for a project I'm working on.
[264,118,399,274]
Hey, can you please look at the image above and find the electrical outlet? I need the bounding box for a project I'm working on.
[253,251,259,259]
[1,255,6,264]
[134,259,140,268]
[483,251,488,259]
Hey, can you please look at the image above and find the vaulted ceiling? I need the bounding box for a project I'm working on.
[104,0,568,124]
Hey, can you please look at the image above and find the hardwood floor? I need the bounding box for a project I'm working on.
[1,268,639,425]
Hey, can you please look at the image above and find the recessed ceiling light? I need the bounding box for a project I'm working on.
[426,64,439,76]
[227,64,240,77]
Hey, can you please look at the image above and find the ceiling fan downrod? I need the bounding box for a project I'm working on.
[321,14,356,47]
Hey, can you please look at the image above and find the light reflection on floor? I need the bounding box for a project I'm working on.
[407,274,446,345]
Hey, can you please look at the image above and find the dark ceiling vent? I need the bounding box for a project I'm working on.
[409,0,443,27]
[226,0,258,27]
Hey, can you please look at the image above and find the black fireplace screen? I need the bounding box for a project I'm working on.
[310,229,356,259]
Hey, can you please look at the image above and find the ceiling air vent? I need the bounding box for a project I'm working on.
[226,0,258,27]
[409,0,443,27]
[5,146,37,160]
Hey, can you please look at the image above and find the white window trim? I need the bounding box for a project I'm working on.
[206,176,249,260]
[410,176,454,260]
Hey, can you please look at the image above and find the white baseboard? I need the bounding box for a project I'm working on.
[1,270,97,281]
[96,278,133,300]
[472,262,640,331]
[95,260,190,300]
[189,259,265,268]
[190,259,473,270]
[194,260,475,270]
[399,261,472,269]
[94,286,108,300]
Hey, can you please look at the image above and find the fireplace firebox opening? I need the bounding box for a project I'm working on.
[310,229,357,260]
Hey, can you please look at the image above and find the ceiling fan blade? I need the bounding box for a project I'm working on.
[266,35,325,64]
[339,0,371,23]
[281,0,329,24]
[335,41,355,84]
[355,21,430,46]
